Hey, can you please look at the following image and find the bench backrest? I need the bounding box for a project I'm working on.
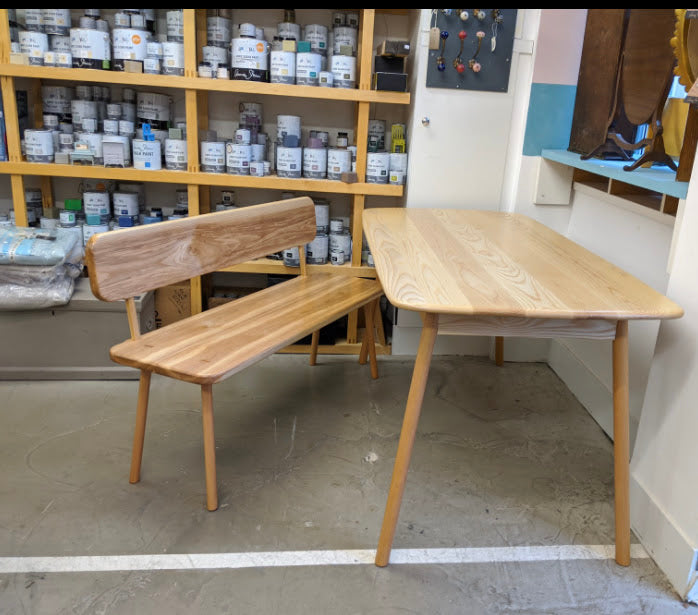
[86,196,317,302]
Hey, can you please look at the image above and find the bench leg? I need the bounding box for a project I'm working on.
[362,300,379,379]
[309,330,320,366]
[495,336,504,366]
[201,384,218,511]
[129,370,152,484]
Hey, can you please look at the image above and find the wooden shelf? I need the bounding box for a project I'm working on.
[0,64,411,105]
[222,258,378,278]
[0,161,404,196]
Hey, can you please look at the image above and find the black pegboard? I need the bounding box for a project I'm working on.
[426,9,517,92]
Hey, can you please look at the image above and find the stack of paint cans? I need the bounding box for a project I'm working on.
[329,11,358,89]
[305,199,331,265]
[365,120,409,185]
[329,215,352,265]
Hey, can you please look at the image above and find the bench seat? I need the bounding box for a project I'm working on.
[111,274,383,384]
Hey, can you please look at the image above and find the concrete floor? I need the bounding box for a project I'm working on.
[0,354,695,614]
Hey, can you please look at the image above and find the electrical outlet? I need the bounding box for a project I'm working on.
[429,27,440,50]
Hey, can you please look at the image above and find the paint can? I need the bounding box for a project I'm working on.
[303,24,328,55]
[235,128,251,145]
[119,120,135,137]
[117,215,139,228]
[231,37,269,82]
[202,45,228,70]
[249,160,264,176]
[102,134,131,166]
[41,9,71,35]
[276,146,302,178]
[346,13,360,28]
[41,85,73,115]
[81,117,98,133]
[389,170,405,185]
[296,47,322,86]
[112,28,149,70]
[226,142,251,175]
[201,141,226,173]
[278,21,301,41]
[24,9,44,32]
[161,41,184,75]
[41,216,60,229]
[366,152,390,184]
[333,26,357,55]
[329,217,344,233]
[82,223,109,246]
[70,28,110,69]
[166,10,184,42]
[319,71,334,87]
[136,92,171,130]
[330,249,345,266]
[327,148,352,180]
[112,192,139,216]
[19,31,49,65]
[207,15,231,48]
[74,131,104,164]
[43,114,59,130]
[120,103,136,123]
[239,102,263,128]
[306,233,329,264]
[132,139,162,170]
[277,115,301,143]
[282,246,300,267]
[165,138,188,170]
[330,54,356,89]
[390,152,408,173]
[70,99,98,130]
[330,230,352,260]
[83,191,110,224]
[303,142,327,179]
[43,51,57,67]
[270,50,296,84]
[314,202,330,233]
[250,143,266,162]
[24,129,54,162]
[113,12,131,29]
[368,119,386,151]
[49,35,71,53]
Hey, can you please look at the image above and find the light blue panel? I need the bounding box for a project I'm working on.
[522,83,577,156]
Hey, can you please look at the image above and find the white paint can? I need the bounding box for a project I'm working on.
[112,192,140,216]
[165,139,188,170]
[202,45,228,70]
[329,217,344,233]
[278,22,301,41]
[366,152,390,184]
[314,202,330,233]
[306,233,329,264]
[42,9,71,35]
[19,31,49,65]
[226,142,251,175]
[346,13,360,28]
[330,249,345,266]
[41,85,73,115]
[24,129,54,162]
[303,145,327,179]
[368,119,387,151]
[83,191,110,224]
[390,152,408,172]
[82,223,110,246]
[389,170,405,185]
[166,10,184,42]
[330,54,356,89]
[270,50,296,84]
[319,71,334,87]
[276,146,302,178]
[333,26,357,55]
[296,51,322,86]
[201,141,226,173]
[132,139,162,170]
[231,37,269,82]
[304,24,328,55]
[74,131,104,163]
[24,9,44,32]
[330,231,352,260]
[70,99,98,129]
[113,12,131,29]
[249,160,264,176]
[120,102,136,122]
[250,143,266,162]
[239,102,263,126]
[327,148,352,180]
[56,51,72,67]
[207,15,231,48]
[49,35,71,53]
[277,115,301,143]
[119,120,135,137]
[143,57,160,74]
[70,28,111,69]
[102,118,118,135]
[283,246,300,267]
[161,41,184,75]
[235,128,251,145]
[112,28,149,70]
[136,92,171,129]
[102,135,131,166]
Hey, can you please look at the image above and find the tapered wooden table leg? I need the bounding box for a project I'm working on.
[375,312,439,566]
[201,384,218,511]
[613,320,630,566]
[309,330,320,366]
[129,370,152,484]
[363,300,379,379]
[495,336,504,366]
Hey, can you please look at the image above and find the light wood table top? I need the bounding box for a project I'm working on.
[363,208,683,321]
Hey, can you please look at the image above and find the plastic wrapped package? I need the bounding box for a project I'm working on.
[0,226,83,266]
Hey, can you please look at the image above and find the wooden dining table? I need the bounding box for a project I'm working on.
[362,207,683,568]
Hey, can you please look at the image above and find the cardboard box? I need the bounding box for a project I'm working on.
[154,282,191,328]
[376,39,411,57]
[372,72,408,92]
[207,286,262,310]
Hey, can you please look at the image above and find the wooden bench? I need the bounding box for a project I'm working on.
[85,196,383,511]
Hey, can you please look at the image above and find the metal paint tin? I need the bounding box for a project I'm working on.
[327,148,352,180]
[366,152,390,184]
[329,217,344,233]
[42,51,56,66]
[296,51,322,86]
[102,118,118,135]
[106,103,122,119]
[302,145,327,179]
[235,128,251,145]
[306,233,329,264]
[24,129,55,162]
[113,12,131,29]
[330,249,345,266]
[165,138,188,170]
[368,119,386,151]
[166,10,184,42]
[49,35,71,52]
[24,9,44,32]
[130,13,146,30]
[278,21,301,41]
[112,192,139,216]
[314,202,330,233]
[202,45,228,70]
[43,114,59,130]
[161,41,184,75]
[146,41,163,58]
[82,223,109,245]
[42,9,71,35]
[389,152,408,172]
[19,31,49,65]
[330,54,356,88]
[112,28,149,70]
[330,231,352,260]
[304,24,328,55]
[332,12,346,27]
[81,117,98,133]
[346,13,360,28]
[70,28,111,69]
[83,191,110,224]
[132,139,162,170]
[249,160,264,176]
[207,15,231,48]
[225,142,251,175]
[250,143,266,162]
[201,141,226,173]
[270,50,296,84]
[282,246,300,267]
[231,37,269,82]
[55,51,72,67]
[136,92,171,130]
[389,170,405,185]
[119,120,135,137]
[333,26,357,55]
[120,102,136,122]
[275,146,302,178]
[319,71,334,87]
[70,99,98,130]
[41,85,73,115]
[277,115,301,143]
[102,135,131,166]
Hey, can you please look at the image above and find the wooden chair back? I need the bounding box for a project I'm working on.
[85,196,316,302]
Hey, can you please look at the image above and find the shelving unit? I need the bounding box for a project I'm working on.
[0,8,410,354]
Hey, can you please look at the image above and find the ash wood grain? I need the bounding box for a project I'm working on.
[109,274,383,384]
[613,320,630,566]
[437,315,618,339]
[363,209,683,321]
[86,197,317,302]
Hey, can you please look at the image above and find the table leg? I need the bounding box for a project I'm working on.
[375,312,439,567]
[613,320,630,566]
[495,336,504,366]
